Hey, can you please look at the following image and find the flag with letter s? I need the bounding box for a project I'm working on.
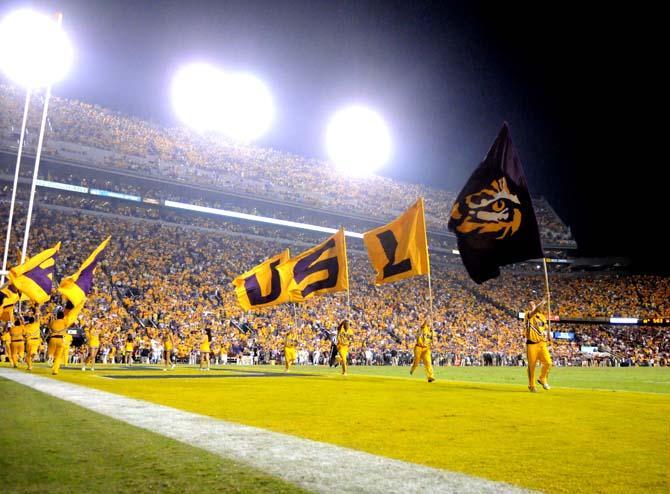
[278,228,349,303]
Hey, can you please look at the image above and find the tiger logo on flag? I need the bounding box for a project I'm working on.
[449,177,521,240]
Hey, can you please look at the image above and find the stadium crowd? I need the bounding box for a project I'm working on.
[0,167,460,252]
[1,201,667,370]
[0,83,573,244]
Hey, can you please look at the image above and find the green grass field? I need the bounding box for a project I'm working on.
[2,362,669,493]
[0,377,306,494]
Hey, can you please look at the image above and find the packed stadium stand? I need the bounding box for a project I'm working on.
[1,83,668,368]
[0,84,575,247]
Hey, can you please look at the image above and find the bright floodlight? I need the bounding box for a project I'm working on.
[326,106,391,176]
[218,72,274,142]
[171,63,274,142]
[171,63,225,133]
[0,9,73,88]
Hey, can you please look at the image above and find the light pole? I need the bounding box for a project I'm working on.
[0,9,73,283]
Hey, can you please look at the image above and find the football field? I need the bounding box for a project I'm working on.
[1,363,668,493]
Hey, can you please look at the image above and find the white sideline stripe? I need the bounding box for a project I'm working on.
[0,369,535,494]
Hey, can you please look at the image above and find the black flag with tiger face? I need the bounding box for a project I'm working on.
[448,122,544,283]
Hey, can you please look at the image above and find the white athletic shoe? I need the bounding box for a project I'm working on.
[537,380,551,390]
[81,367,86,371]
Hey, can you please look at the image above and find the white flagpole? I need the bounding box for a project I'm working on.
[542,258,552,336]
[341,226,351,317]
[292,303,300,328]
[421,197,433,324]
[1,88,32,285]
[427,272,433,323]
[21,13,62,264]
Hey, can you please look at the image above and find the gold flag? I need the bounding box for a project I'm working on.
[58,236,111,308]
[8,242,61,304]
[363,198,430,285]
[279,228,349,303]
[232,250,291,311]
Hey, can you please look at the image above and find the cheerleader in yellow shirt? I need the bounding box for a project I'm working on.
[1,328,11,363]
[124,333,135,365]
[283,327,298,372]
[8,320,25,368]
[163,328,176,370]
[49,310,68,375]
[22,315,41,371]
[82,326,101,371]
[199,328,211,371]
[524,299,552,392]
[336,320,354,376]
[410,321,436,382]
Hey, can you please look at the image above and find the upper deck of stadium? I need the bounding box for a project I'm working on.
[0,83,575,250]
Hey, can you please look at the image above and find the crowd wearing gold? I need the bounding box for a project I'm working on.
[3,303,555,391]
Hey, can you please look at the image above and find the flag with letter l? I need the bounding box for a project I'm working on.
[279,228,349,303]
[8,242,61,304]
[363,198,430,285]
[448,122,543,283]
[232,249,291,311]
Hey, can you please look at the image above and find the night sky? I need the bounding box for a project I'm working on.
[2,1,663,270]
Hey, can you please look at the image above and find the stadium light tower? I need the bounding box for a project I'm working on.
[171,63,274,143]
[0,9,73,284]
[0,9,73,88]
[326,105,392,176]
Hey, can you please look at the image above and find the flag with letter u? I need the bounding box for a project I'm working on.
[279,228,349,303]
[8,242,61,304]
[363,198,430,285]
[448,123,543,283]
[58,236,111,310]
[232,249,291,311]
